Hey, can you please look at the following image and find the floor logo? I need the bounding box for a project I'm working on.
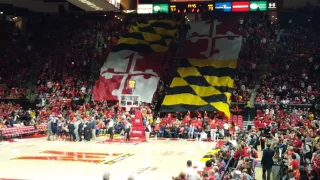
[104,154,134,165]
[12,150,125,164]
[199,141,226,162]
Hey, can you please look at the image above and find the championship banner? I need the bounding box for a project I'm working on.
[93,20,180,103]
[160,19,242,118]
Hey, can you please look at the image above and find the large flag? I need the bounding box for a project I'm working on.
[160,20,242,117]
[93,20,179,103]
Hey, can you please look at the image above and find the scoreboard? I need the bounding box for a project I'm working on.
[169,3,215,13]
[136,1,276,14]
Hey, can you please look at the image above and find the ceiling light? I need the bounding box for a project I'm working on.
[78,0,103,11]
[0,12,3,14]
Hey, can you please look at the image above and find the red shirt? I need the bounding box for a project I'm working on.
[233,150,244,160]
[243,147,251,157]
[197,121,202,127]
[258,121,265,129]
[211,121,217,129]
[290,159,299,170]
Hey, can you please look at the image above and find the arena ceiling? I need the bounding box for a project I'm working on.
[0,0,119,12]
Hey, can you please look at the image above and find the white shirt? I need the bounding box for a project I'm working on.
[230,140,237,147]
[146,125,151,132]
[126,123,131,129]
[81,86,86,93]
[265,109,269,115]
[108,120,114,128]
[185,167,200,180]
[223,123,229,130]
[270,109,274,115]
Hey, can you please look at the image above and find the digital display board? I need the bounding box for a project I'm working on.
[215,2,232,12]
[250,1,267,11]
[169,3,215,13]
[268,2,276,10]
[170,5,177,12]
[153,4,169,13]
[232,2,249,12]
[137,4,153,14]
[208,4,214,11]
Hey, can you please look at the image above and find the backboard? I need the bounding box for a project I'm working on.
[119,95,140,111]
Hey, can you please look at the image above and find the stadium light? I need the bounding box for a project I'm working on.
[0,12,3,14]
[77,0,103,10]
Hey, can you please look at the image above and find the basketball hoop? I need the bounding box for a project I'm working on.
[119,95,140,112]
[125,105,132,112]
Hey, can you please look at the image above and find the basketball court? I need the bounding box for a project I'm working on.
[0,136,226,180]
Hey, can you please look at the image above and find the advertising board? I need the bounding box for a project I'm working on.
[232,2,250,12]
[250,1,267,11]
[268,2,276,10]
[153,4,169,13]
[215,2,232,12]
[137,4,153,14]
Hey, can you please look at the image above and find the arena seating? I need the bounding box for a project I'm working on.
[0,21,28,99]
[254,20,319,104]
[0,124,47,139]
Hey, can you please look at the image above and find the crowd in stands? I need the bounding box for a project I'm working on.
[255,20,320,104]
[1,5,320,180]
[0,13,181,117]
[0,21,28,99]
[34,17,114,103]
[231,14,276,103]
[252,105,320,180]
[0,102,36,128]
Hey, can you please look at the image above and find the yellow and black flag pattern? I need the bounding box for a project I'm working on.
[112,20,179,53]
[128,20,180,46]
[160,59,237,118]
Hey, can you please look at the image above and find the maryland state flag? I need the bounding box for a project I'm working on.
[160,19,242,118]
[93,20,180,103]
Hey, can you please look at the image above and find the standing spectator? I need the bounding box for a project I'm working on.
[108,118,114,140]
[84,120,92,141]
[261,144,275,180]
[145,121,151,142]
[210,119,217,141]
[78,119,83,142]
[74,119,80,141]
[184,160,200,180]
[125,120,131,141]
[91,117,96,140]
[47,118,52,141]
